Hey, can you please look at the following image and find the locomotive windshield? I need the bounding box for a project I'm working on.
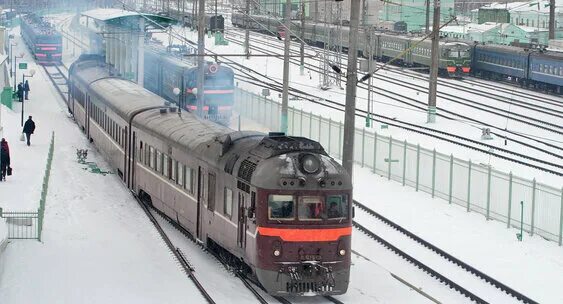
[268,194,349,222]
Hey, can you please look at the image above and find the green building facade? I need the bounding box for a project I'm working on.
[381,0,455,32]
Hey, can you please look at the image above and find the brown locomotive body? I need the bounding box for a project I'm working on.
[68,55,352,296]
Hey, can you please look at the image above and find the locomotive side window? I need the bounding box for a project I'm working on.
[326,195,349,220]
[171,160,177,181]
[268,195,295,220]
[208,173,216,211]
[185,167,193,193]
[224,187,233,217]
[298,196,323,221]
[149,147,154,169]
[163,155,169,178]
[177,163,184,187]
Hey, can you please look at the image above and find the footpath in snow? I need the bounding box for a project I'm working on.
[0,33,204,303]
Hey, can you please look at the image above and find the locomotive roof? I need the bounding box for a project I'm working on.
[475,44,529,54]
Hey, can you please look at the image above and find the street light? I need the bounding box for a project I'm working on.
[13,52,23,92]
[21,69,35,127]
[173,87,182,116]
[9,41,17,75]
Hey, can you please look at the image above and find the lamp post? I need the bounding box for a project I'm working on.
[21,69,35,127]
[173,87,182,116]
[9,42,17,75]
[13,52,23,92]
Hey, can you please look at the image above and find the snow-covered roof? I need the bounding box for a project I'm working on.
[479,1,529,11]
[478,0,562,14]
[81,8,173,23]
[517,25,549,32]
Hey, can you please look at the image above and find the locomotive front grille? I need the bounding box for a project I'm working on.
[286,281,333,294]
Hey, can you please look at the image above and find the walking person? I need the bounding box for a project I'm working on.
[0,138,10,181]
[24,80,30,100]
[16,82,24,103]
[23,116,36,146]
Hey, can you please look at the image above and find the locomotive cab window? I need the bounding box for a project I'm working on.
[298,196,323,221]
[268,195,295,220]
[326,195,349,220]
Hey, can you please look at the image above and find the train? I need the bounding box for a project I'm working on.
[472,44,563,93]
[160,9,224,32]
[232,12,563,93]
[231,13,472,77]
[143,44,235,125]
[67,55,353,296]
[20,13,62,64]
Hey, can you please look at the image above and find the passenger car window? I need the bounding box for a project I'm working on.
[268,195,295,220]
[327,195,349,220]
[298,196,323,221]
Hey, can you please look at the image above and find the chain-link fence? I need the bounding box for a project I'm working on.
[234,88,563,245]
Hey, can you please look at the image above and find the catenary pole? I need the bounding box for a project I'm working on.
[427,0,440,123]
[280,0,291,133]
[425,0,430,34]
[196,0,205,117]
[245,0,250,58]
[549,0,555,40]
[300,0,305,75]
[342,0,361,177]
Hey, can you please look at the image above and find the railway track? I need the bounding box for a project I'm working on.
[42,64,69,103]
[135,197,216,303]
[221,32,563,173]
[226,31,563,135]
[352,200,539,304]
[227,24,563,114]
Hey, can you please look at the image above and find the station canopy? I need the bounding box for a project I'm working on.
[81,8,175,32]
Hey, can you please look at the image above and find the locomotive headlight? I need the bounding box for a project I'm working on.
[273,249,281,257]
[339,249,346,256]
[301,154,320,174]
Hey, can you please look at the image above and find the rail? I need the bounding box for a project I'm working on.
[353,200,539,304]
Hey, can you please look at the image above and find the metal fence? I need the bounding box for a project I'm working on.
[0,132,55,241]
[0,209,39,239]
[234,88,563,246]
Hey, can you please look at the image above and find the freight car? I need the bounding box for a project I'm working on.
[20,13,62,64]
[164,9,224,32]
[68,55,353,296]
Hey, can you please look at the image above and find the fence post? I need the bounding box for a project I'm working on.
[448,154,454,204]
[507,172,513,228]
[531,178,537,236]
[415,144,420,191]
[299,108,304,136]
[431,149,436,198]
[467,160,472,212]
[559,187,563,246]
[387,136,392,180]
[402,140,407,186]
[309,111,313,138]
[338,122,343,160]
[361,128,366,167]
[328,118,332,155]
[486,165,492,220]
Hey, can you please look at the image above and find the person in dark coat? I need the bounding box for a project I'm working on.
[24,80,30,100]
[23,116,36,146]
[0,138,10,181]
[16,82,24,103]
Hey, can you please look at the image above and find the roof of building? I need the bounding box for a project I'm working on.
[477,0,562,14]
[81,8,174,24]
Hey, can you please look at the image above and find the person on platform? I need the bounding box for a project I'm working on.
[23,116,36,146]
[24,80,30,100]
[16,82,23,103]
[0,138,11,181]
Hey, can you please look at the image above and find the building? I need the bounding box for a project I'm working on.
[381,0,455,32]
[472,0,563,29]
[440,21,550,45]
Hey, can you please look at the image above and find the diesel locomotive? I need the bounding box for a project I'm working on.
[20,13,62,64]
[68,55,353,296]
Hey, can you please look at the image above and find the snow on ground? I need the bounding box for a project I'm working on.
[150,26,563,187]
[0,30,205,304]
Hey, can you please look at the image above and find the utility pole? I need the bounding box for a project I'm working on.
[549,0,555,40]
[427,0,440,123]
[300,0,305,75]
[281,0,291,133]
[425,0,430,34]
[196,0,205,117]
[342,0,361,178]
[244,0,250,58]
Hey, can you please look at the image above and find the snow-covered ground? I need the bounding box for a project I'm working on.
[150,24,563,188]
[1,11,561,304]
